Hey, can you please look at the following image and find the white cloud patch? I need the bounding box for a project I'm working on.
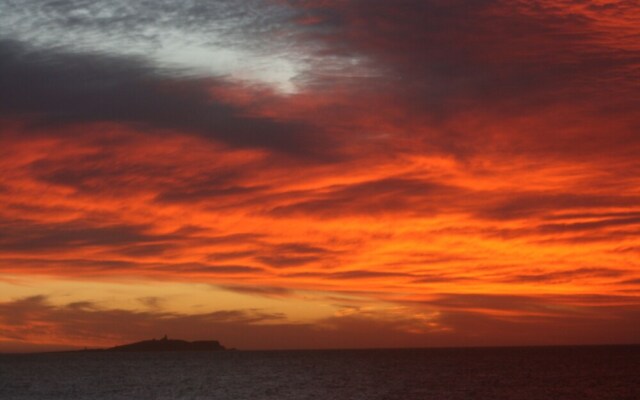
[0,0,305,92]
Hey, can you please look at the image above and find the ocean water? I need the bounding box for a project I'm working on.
[0,345,639,399]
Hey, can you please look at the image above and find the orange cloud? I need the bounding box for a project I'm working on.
[1,0,639,350]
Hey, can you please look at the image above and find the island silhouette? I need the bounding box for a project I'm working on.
[81,335,227,352]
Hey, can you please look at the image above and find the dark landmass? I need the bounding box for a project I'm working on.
[1,336,233,354]
[106,336,226,352]
[56,336,227,353]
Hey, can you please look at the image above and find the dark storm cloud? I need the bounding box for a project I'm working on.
[0,39,325,156]
[291,0,640,159]
[302,0,640,102]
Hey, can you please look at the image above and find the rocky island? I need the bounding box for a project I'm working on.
[103,335,226,352]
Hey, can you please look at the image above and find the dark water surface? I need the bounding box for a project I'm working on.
[1,345,639,399]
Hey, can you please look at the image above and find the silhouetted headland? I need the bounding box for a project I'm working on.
[94,335,227,352]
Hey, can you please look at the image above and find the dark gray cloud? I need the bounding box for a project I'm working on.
[0,39,327,156]
[292,0,640,160]
[0,0,303,89]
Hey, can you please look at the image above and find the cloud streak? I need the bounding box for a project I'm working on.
[0,40,329,156]
[1,0,639,350]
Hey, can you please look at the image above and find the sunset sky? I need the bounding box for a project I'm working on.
[1,0,639,352]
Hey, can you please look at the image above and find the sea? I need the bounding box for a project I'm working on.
[1,345,639,399]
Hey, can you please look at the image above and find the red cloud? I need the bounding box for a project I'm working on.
[1,1,640,349]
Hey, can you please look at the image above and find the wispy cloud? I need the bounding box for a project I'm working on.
[1,0,639,349]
